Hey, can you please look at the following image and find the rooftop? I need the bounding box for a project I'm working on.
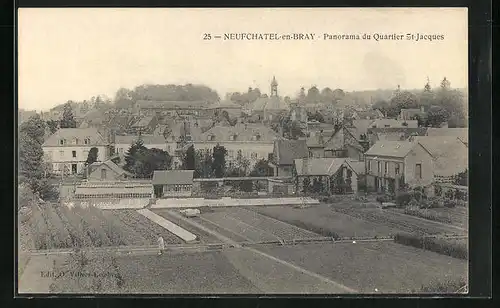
[364,140,419,158]
[42,128,108,147]
[273,139,309,165]
[114,134,166,145]
[152,170,194,185]
[136,100,209,110]
[196,123,281,143]
[294,158,347,176]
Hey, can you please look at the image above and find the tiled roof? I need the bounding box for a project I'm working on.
[136,100,209,110]
[426,128,468,139]
[114,134,166,145]
[207,100,242,110]
[274,140,309,165]
[89,160,131,177]
[196,123,281,143]
[364,140,419,158]
[294,158,346,176]
[413,136,468,177]
[370,119,418,128]
[131,116,155,128]
[152,170,194,185]
[344,159,366,175]
[249,96,290,112]
[368,127,428,140]
[42,128,108,147]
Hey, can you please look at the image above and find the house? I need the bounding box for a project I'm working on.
[306,125,368,160]
[42,128,109,175]
[364,140,434,193]
[426,128,468,146]
[152,170,194,197]
[87,160,132,181]
[293,157,362,194]
[269,140,309,176]
[368,119,419,129]
[412,136,468,183]
[193,123,282,168]
[353,109,385,120]
[366,127,428,146]
[129,116,159,135]
[400,107,426,121]
[208,100,243,119]
[135,100,211,117]
[114,134,168,156]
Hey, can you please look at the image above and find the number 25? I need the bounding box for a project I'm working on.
[203,33,211,40]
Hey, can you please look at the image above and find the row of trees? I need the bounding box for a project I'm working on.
[372,77,467,128]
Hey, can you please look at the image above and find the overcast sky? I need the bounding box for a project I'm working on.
[18,8,467,111]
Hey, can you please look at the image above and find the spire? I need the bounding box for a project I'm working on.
[270,76,278,97]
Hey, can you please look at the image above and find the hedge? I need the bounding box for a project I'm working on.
[394,233,467,260]
[403,208,453,224]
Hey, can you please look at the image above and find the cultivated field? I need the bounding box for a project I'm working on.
[250,204,402,238]
[389,206,468,229]
[194,207,322,243]
[255,241,468,293]
[324,201,467,235]
[24,204,182,250]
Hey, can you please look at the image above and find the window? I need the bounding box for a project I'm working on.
[119,148,124,154]
[368,160,372,172]
[72,151,77,158]
[384,162,388,174]
[84,138,90,145]
[395,164,400,175]
[377,161,381,173]
[228,150,234,158]
[59,150,64,158]
[251,152,258,159]
[59,139,65,145]
[415,163,422,179]
[101,169,107,180]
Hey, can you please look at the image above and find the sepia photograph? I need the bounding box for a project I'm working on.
[17,8,469,295]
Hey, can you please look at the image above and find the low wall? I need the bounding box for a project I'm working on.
[151,197,319,209]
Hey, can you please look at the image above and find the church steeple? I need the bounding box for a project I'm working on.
[270,76,278,97]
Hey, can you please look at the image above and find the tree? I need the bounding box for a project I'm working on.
[123,139,147,175]
[19,114,46,144]
[195,150,213,178]
[312,177,325,194]
[426,106,449,127]
[85,147,99,166]
[212,144,227,178]
[440,77,451,90]
[454,169,468,186]
[19,132,44,189]
[60,102,77,128]
[182,145,196,170]
[114,88,137,110]
[302,177,311,194]
[46,120,59,134]
[249,159,270,177]
[306,86,321,104]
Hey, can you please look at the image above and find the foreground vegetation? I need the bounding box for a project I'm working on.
[394,233,467,260]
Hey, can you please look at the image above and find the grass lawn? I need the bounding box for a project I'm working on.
[255,241,468,293]
[250,204,402,238]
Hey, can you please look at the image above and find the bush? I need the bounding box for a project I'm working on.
[394,233,467,259]
[376,195,392,204]
[418,277,467,293]
[404,208,453,224]
[444,199,457,208]
[395,191,412,207]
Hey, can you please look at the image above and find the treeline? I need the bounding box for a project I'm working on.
[372,77,467,127]
[114,84,220,109]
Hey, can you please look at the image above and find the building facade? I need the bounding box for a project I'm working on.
[42,128,109,175]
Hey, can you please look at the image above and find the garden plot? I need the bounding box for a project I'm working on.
[25,203,182,251]
[332,206,467,235]
[250,205,401,238]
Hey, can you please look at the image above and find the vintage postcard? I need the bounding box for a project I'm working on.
[17,8,468,294]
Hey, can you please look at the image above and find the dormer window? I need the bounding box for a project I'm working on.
[84,138,90,145]
[59,139,65,145]
[229,134,237,141]
[252,133,261,141]
[208,134,215,141]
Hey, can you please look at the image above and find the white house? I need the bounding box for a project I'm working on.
[42,128,109,175]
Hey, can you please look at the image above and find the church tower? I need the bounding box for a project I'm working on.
[270,76,278,97]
